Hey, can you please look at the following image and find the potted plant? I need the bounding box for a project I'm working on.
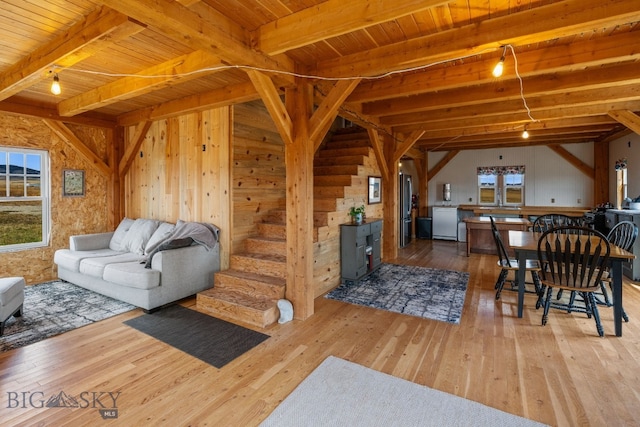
[349,205,365,225]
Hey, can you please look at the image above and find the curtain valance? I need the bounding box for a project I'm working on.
[476,165,525,175]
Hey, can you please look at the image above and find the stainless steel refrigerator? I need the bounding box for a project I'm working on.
[399,173,412,247]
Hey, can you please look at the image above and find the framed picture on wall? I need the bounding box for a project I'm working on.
[368,176,382,204]
[62,169,85,197]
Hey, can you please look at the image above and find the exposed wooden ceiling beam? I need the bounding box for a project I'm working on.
[393,130,424,163]
[348,30,640,103]
[367,128,389,182]
[0,6,145,102]
[428,150,459,179]
[422,137,595,152]
[382,84,640,127]
[414,117,618,140]
[256,0,449,55]
[119,121,152,176]
[548,144,595,178]
[246,70,293,145]
[43,120,111,177]
[100,0,295,84]
[117,82,259,126]
[0,98,116,128]
[310,79,361,149]
[394,100,640,134]
[608,110,640,135]
[364,62,640,116]
[58,50,224,117]
[315,0,640,78]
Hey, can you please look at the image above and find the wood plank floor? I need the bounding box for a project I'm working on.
[2,239,640,426]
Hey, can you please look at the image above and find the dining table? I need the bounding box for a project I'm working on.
[508,230,636,336]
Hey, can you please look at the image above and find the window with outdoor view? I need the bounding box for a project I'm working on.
[0,148,50,251]
[477,165,525,206]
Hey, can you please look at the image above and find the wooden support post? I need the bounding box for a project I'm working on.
[383,134,399,260]
[284,83,314,320]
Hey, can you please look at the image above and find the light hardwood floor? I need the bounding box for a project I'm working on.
[2,239,640,426]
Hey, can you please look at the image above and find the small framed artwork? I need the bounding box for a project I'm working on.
[62,169,85,197]
[368,176,382,204]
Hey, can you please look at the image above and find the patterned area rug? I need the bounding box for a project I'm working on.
[326,263,469,324]
[1,281,135,352]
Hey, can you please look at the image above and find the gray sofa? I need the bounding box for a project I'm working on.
[54,218,220,311]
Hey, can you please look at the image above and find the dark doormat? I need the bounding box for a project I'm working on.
[124,305,269,368]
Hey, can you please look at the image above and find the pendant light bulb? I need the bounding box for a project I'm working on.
[492,46,507,78]
[522,126,529,139]
[51,73,61,95]
[492,59,504,78]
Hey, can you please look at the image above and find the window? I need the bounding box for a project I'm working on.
[477,165,525,206]
[0,148,50,251]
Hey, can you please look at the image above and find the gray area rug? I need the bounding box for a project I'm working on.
[326,263,469,324]
[124,305,269,368]
[260,356,548,427]
[1,280,135,352]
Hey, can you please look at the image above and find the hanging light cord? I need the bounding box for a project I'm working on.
[55,45,536,147]
[505,44,536,123]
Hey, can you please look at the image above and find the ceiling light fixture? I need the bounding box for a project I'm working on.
[492,46,507,78]
[50,73,61,95]
[522,125,530,139]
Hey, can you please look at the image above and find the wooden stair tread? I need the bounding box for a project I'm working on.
[216,269,286,287]
[199,288,276,310]
[233,252,286,263]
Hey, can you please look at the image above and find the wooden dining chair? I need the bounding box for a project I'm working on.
[490,216,542,301]
[594,221,637,321]
[537,226,610,337]
[531,213,582,233]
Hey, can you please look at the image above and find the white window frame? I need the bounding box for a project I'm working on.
[477,166,525,207]
[478,174,497,206]
[502,172,525,206]
[0,147,50,252]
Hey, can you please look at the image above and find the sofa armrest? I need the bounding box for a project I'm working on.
[70,232,114,251]
[150,244,220,285]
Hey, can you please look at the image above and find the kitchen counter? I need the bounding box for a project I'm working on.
[458,205,589,218]
[463,217,531,256]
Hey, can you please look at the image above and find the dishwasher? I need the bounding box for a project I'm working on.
[432,207,458,240]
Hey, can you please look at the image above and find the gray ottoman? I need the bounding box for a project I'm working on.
[0,276,25,335]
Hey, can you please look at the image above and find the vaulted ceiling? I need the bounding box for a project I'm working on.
[0,0,639,152]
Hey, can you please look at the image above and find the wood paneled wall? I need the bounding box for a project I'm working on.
[124,107,232,268]
[232,101,286,254]
[123,101,285,267]
[0,114,110,284]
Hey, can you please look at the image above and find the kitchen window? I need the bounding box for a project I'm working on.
[0,148,50,251]
[477,165,525,206]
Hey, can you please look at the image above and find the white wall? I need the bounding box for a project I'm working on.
[609,133,640,203]
[426,142,595,208]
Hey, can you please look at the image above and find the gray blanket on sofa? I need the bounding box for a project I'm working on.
[144,221,220,269]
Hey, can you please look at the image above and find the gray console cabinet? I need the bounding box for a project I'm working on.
[340,219,383,284]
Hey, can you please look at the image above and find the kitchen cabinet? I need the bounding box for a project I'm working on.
[340,219,382,284]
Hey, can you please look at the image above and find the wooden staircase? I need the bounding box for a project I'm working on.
[198,127,373,328]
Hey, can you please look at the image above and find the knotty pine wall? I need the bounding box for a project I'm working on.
[0,114,110,284]
[232,101,286,253]
[123,101,286,270]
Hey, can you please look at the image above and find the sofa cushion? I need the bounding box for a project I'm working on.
[144,221,176,255]
[54,248,124,272]
[103,262,161,290]
[79,253,146,278]
[109,218,135,251]
[120,218,160,255]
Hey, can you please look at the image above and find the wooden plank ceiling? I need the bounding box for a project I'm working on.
[0,0,638,152]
